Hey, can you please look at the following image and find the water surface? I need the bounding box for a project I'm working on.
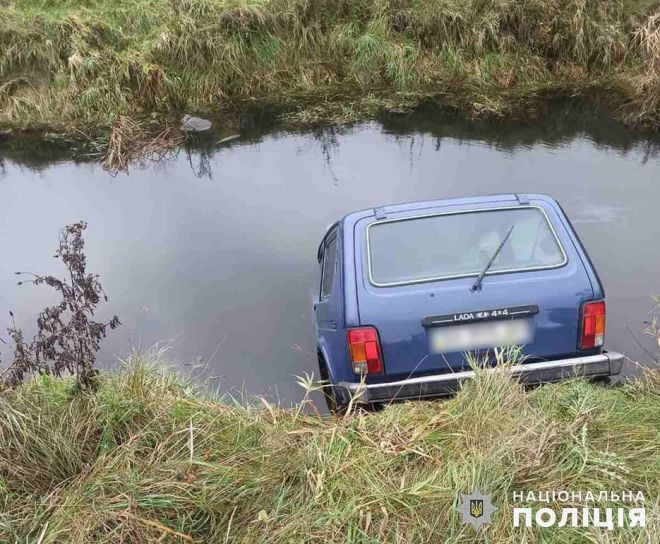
[1,110,658,404]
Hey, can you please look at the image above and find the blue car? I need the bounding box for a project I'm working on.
[314,193,623,411]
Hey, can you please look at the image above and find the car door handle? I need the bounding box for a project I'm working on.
[313,302,318,311]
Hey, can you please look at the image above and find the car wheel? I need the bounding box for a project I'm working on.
[590,375,613,386]
[318,355,346,415]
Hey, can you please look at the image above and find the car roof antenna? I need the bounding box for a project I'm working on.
[471,225,515,292]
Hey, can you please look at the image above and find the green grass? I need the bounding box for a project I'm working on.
[1,0,660,135]
[0,356,658,542]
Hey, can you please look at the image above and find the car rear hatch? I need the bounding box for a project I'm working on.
[354,196,595,379]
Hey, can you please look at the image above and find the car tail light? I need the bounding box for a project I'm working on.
[580,301,605,349]
[347,327,384,375]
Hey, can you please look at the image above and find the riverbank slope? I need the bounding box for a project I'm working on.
[1,0,660,137]
[1,359,658,542]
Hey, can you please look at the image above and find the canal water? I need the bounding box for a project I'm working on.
[1,109,658,404]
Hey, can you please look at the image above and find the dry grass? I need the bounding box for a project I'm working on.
[0,1,660,136]
[103,116,183,173]
[0,355,658,542]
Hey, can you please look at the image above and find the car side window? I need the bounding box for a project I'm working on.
[320,235,337,299]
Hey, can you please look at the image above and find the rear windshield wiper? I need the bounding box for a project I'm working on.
[471,225,515,292]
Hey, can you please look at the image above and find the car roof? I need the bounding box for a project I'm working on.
[339,193,559,229]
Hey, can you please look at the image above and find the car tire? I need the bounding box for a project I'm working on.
[318,355,346,416]
[591,375,613,387]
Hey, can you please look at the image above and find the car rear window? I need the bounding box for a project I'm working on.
[367,207,566,286]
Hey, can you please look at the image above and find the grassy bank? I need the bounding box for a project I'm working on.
[1,0,660,138]
[0,359,658,542]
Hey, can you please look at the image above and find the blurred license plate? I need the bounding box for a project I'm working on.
[429,319,533,354]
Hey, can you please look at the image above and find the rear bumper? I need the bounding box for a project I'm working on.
[337,351,624,404]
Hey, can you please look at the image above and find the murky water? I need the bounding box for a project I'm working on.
[1,109,659,404]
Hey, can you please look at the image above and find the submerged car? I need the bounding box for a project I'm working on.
[314,193,623,411]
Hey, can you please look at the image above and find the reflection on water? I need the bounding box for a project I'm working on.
[1,105,658,404]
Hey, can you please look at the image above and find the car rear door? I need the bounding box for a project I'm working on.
[354,196,595,379]
[315,226,345,380]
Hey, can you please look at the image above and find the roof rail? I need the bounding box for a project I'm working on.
[374,207,387,220]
